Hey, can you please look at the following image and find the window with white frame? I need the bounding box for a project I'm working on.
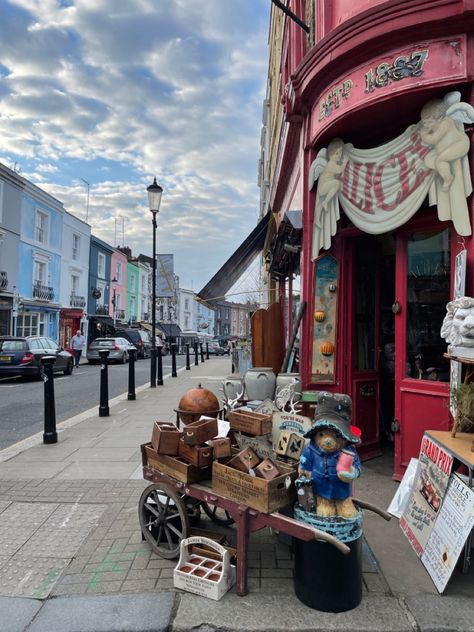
[141,275,146,293]
[71,274,79,293]
[34,259,47,285]
[17,312,46,337]
[97,252,106,279]
[130,296,136,317]
[184,298,189,310]
[115,293,122,311]
[130,274,136,292]
[96,280,106,305]
[72,234,80,261]
[35,210,48,244]
[141,297,146,316]
[116,261,122,283]
[0,181,3,223]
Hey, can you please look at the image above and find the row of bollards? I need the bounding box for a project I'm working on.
[41,338,215,444]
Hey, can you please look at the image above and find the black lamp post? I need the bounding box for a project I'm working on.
[147,177,163,388]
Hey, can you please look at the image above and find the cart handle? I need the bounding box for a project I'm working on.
[265,511,350,554]
[352,498,392,521]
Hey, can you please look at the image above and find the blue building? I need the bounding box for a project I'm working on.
[17,181,64,340]
[86,235,114,342]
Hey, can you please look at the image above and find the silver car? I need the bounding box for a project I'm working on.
[87,337,135,364]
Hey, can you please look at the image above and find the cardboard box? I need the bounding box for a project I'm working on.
[183,417,218,445]
[228,410,272,436]
[178,438,214,468]
[141,443,212,483]
[151,422,182,455]
[174,536,236,601]
[212,456,297,513]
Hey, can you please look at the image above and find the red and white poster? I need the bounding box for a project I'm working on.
[400,435,453,556]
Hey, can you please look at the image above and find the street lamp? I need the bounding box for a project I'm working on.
[147,177,163,388]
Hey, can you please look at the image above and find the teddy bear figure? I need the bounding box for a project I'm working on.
[298,392,361,520]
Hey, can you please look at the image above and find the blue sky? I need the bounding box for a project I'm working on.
[0,0,270,293]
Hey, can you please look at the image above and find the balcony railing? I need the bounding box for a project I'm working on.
[70,293,86,308]
[0,271,8,290]
[33,281,54,301]
[115,309,125,319]
[95,304,109,315]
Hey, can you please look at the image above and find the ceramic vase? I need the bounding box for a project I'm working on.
[244,367,276,401]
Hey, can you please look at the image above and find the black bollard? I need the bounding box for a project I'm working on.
[171,343,177,377]
[150,346,157,388]
[157,346,163,385]
[200,342,205,363]
[41,356,57,444]
[206,342,209,360]
[99,349,110,417]
[128,347,136,401]
[194,342,199,365]
[185,343,191,370]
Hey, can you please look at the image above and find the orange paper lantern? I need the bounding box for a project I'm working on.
[314,310,326,322]
[320,341,335,356]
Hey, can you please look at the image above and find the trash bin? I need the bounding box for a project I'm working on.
[293,505,363,612]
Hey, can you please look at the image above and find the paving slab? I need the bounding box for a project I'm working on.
[56,462,138,479]
[406,595,474,631]
[27,592,175,632]
[0,596,42,632]
[172,592,413,632]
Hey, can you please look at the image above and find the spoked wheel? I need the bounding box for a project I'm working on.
[138,483,189,559]
[201,502,235,526]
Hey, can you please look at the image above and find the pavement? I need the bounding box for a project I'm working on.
[0,356,473,632]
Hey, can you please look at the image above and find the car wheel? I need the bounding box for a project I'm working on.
[64,359,73,375]
[121,353,126,364]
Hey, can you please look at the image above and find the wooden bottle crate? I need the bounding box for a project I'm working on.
[254,458,280,480]
[151,422,182,455]
[226,446,261,473]
[228,410,272,436]
[206,437,231,459]
[141,443,212,483]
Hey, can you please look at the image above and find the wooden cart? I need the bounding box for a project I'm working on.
[138,444,357,597]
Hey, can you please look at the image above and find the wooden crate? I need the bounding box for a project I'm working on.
[228,410,273,436]
[226,447,261,473]
[151,422,182,455]
[141,443,212,483]
[207,438,231,459]
[183,417,218,445]
[178,438,214,468]
[212,457,297,513]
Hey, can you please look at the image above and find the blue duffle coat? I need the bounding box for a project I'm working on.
[299,442,361,500]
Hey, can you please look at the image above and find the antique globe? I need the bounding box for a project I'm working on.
[177,384,220,424]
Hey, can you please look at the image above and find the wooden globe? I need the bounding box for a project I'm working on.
[177,384,220,424]
[314,310,326,322]
[320,341,335,356]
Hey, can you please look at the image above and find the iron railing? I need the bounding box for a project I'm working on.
[70,293,86,308]
[33,281,54,301]
[115,309,125,319]
[95,304,109,315]
[0,271,8,290]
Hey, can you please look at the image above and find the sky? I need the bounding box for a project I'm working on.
[0,0,270,295]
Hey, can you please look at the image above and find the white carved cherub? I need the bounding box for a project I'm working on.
[440,296,474,348]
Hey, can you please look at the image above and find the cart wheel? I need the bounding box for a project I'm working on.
[201,502,235,527]
[138,483,189,559]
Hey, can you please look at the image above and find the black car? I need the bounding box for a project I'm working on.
[115,328,151,359]
[0,336,74,378]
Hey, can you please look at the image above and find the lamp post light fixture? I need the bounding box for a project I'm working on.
[147,177,163,388]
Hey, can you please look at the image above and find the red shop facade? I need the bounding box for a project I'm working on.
[270,1,474,479]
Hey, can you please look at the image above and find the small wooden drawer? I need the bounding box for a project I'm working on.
[255,458,280,480]
[178,438,214,468]
[151,422,182,455]
[207,438,231,459]
[226,447,261,473]
[228,410,272,436]
[183,417,218,445]
[275,431,305,460]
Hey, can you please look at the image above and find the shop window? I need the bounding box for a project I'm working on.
[16,312,46,337]
[406,229,450,382]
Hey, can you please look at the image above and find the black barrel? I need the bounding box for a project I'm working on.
[293,534,362,612]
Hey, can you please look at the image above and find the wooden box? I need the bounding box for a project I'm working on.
[275,431,305,460]
[141,443,212,484]
[178,438,214,468]
[255,458,280,480]
[212,456,297,513]
[226,447,261,473]
[207,438,231,459]
[228,410,272,436]
[183,417,218,445]
[151,422,182,455]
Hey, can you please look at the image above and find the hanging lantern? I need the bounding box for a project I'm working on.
[314,310,326,322]
[320,341,335,356]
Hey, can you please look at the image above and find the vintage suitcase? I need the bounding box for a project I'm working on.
[178,438,214,468]
[183,416,218,445]
[228,410,272,436]
[206,437,231,459]
[151,422,182,455]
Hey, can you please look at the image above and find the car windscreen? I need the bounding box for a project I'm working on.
[0,340,27,351]
[92,340,115,347]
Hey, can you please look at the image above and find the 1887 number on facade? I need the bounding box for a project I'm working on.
[365,49,428,93]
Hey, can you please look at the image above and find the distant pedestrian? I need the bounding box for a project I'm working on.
[70,330,85,367]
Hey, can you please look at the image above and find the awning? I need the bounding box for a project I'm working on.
[197,211,271,302]
[158,323,182,338]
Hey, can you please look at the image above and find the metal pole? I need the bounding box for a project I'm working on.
[194,342,199,366]
[206,342,209,360]
[128,347,136,401]
[270,0,310,33]
[41,356,57,444]
[171,343,177,377]
[99,349,110,417]
[200,342,205,363]
[150,210,157,388]
[186,343,191,370]
[157,346,163,385]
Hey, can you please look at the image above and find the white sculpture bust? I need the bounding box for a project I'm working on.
[441,297,474,353]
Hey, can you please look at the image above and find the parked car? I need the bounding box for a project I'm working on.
[0,336,74,378]
[207,341,229,356]
[115,328,151,359]
[87,337,135,364]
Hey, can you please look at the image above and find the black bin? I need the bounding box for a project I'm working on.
[293,533,362,612]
